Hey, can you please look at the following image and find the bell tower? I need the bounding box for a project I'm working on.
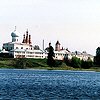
[55,41,60,51]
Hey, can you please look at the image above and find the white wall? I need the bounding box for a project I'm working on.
[14,43,33,50]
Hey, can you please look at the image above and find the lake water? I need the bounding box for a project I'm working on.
[0,69,100,99]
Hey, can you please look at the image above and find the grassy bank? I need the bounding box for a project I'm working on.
[0,58,100,72]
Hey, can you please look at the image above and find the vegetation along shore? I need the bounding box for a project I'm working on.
[0,58,100,72]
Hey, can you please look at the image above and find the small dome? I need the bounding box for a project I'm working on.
[11,30,19,37]
[56,41,60,45]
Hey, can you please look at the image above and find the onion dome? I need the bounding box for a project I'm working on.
[11,26,19,37]
[11,30,19,37]
[11,26,20,42]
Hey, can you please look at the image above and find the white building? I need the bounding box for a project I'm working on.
[1,28,94,61]
[2,28,35,58]
[1,29,68,60]
[70,51,94,61]
[3,28,33,51]
[9,49,47,59]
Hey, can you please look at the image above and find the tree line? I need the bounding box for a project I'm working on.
[2,45,100,69]
[64,56,93,69]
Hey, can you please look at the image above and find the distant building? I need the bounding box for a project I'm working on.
[55,41,60,51]
[2,28,34,58]
[70,51,94,61]
[0,28,94,61]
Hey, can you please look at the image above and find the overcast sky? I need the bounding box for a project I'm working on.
[0,0,100,55]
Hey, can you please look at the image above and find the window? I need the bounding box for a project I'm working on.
[22,52,25,54]
[16,47,18,49]
[21,47,23,49]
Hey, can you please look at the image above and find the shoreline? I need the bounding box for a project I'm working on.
[0,66,99,72]
[0,68,96,73]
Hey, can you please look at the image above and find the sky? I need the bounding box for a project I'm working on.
[0,0,100,55]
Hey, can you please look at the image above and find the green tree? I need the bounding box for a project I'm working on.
[13,58,33,69]
[95,47,100,65]
[71,57,81,68]
[64,56,71,66]
[47,43,55,67]
[81,60,93,69]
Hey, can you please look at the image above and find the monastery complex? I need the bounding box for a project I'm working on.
[0,28,94,61]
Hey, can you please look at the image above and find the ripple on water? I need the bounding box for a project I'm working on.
[0,69,99,99]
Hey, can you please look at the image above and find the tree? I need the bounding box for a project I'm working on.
[13,58,33,69]
[95,47,100,65]
[81,60,93,69]
[47,43,55,67]
[71,57,81,68]
[64,55,71,66]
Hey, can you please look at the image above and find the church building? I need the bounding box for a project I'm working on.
[2,28,45,58]
[3,28,33,52]
[0,27,94,61]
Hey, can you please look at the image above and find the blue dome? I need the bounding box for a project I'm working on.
[11,30,19,37]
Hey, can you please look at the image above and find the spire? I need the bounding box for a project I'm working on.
[29,34,32,44]
[22,29,32,44]
[26,29,28,33]
[26,29,29,44]
[22,34,26,43]
[14,26,16,31]
[43,39,44,50]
